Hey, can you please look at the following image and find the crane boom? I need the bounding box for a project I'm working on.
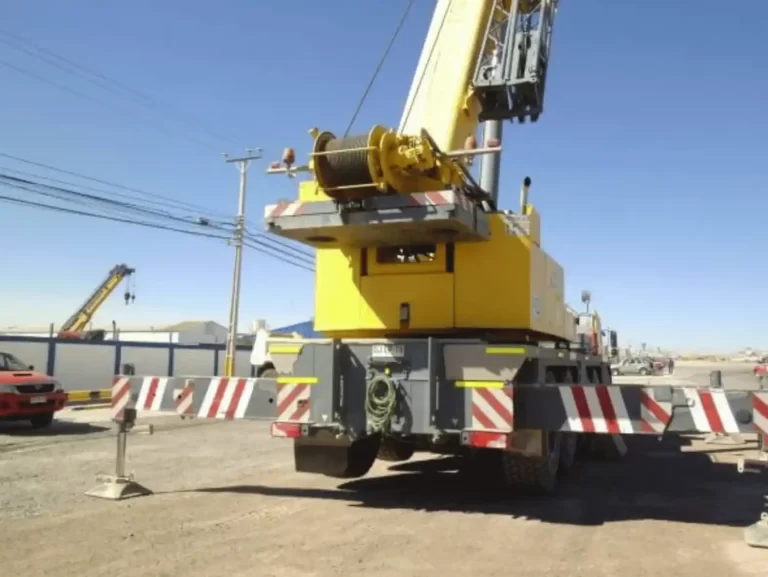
[400,0,558,152]
[267,0,557,204]
[59,264,135,335]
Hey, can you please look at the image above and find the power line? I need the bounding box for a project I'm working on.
[0,57,223,152]
[0,151,314,257]
[0,163,221,220]
[344,0,416,137]
[0,190,228,241]
[0,29,247,149]
[0,170,315,262]
[0,151,228,217]
[0,185,315,272]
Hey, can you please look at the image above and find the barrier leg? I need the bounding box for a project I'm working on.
[737,455,768,548]
[744,499,768,549]
[85,408,153,500]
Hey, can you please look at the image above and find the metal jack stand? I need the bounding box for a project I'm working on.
[737,457,768,548]
[85,407,154,501]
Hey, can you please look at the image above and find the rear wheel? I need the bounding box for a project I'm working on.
[29,413,54,429]
[258,365,278,379]
[501,432,561,494]
[377,437,415,462]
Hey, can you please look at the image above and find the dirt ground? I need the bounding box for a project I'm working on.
[1,362,767,577]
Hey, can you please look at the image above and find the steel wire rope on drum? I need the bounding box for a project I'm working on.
[365,372,398,433]
[315,133,379,196]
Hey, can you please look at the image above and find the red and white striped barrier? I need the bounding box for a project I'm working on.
[560,385,637,434]
[276,382,311,423]
[135,377,168,413]
[470,387,513,432]
[111,376,132,420]
[174,380,194,417]
[197,378,255,420]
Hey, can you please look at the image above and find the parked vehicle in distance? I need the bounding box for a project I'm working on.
[0,352,67,428]
[611,357,654,376]
[753,356,768,377]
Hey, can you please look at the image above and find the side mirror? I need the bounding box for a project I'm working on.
[609,330,618,348]
[610,348,618,358]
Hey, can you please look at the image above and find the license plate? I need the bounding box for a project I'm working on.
[29,396,47,404]
[371,344,405,359]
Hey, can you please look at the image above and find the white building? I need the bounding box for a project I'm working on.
[108,321,229,344]
[2,320,230,345]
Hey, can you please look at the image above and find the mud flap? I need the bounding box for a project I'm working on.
[294,434,381,479]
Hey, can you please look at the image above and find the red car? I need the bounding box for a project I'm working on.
[0,351,67,428]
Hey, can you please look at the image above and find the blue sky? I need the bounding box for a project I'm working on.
[1,1,766,351]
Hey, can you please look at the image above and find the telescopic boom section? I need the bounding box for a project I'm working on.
[271,0,558,203]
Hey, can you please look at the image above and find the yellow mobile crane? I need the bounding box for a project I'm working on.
[104,1,768,544]
[57,264,136,341]
[258,0,620,490]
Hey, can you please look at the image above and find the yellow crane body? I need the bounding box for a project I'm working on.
[264,0,568,341]
[312,208,569,341]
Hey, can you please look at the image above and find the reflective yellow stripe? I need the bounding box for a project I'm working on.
[268,345,302,354]
[485,346,525,355]
[276,376,318,385]
[455,380,504,389]
[66,389,111,402]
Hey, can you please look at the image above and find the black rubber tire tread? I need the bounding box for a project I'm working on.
[29,412,54,429]
[258,367,278,379]
[377,438,415,462]
[501,452,558,495]
[501,431,561,495]
[323,434,381,479]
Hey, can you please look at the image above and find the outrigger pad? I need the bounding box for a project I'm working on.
[84,474,152,501]
[744,515,768,549]
[294,435,380,479]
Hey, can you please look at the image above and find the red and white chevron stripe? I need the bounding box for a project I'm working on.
[174,380,194,417]
[111,376,132,420]
[559,385,636,434]
[135,377,168,413]
[276,382,311,423]
[682,387,741,434]
[470,386,514,431]
[754,392,768,440]
[197,378,255,420]
[639,389,672,433]
[407,190,472,211]
[558,385,672,434]
[264,200,304,219]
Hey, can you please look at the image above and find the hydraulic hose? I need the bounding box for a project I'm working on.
[365,373,398,433]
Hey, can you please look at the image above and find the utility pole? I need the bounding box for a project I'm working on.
[223,148,262,377]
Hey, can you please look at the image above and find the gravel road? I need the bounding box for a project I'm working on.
[0,361,766,577]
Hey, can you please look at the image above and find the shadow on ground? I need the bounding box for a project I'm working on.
[194,436,767,529]
[0,419,109,437]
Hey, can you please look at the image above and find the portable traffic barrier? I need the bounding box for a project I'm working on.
[84,377,154,501]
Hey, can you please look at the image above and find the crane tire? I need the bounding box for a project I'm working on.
[377,438,415,462]
[321,434,381,479]
[501,432,561,495]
